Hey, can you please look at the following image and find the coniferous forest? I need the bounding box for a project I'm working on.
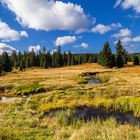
[0,46,98,73]
[0,41,139,74]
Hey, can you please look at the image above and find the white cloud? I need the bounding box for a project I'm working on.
[133,36,140,42]
[114,0,140,13]
[75,28,89,34]
[28,45,41,53]
[0,43,16,54]
[74,42,89,49]
[114,0,122,8]
[114,35,140,44]
[20,31,28,37]
[0,20,28,42]
[122,0,140,13]
[111,28,131,38]
[1,0,89,31]
[55,36,77,46]
[91,23,122,34]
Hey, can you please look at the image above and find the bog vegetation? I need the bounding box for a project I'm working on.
[0,41,140,139]
[0,62,140,139]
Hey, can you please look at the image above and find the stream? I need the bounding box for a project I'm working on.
[87,78,100,85]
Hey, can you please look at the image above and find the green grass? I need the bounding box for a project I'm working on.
[77,77,88,84]
[25,88,140,117]
[11,82,46,96]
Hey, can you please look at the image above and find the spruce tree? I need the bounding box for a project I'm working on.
[55,46,62,67]
[78,55,82,64]
[43,59,48,68]
[97,51,104,65]
[11,51,18,68]
[30,50,36,67]
[19,59,26,71]
[25,58,30,68]
[71,55,75,65]
[63,52,67,66]
[133,55,139,65]
[115,40,125,68]
[0,58,2,75]
[83,54,89,63]
[46,51,52,67]
[88,55,93,63]
[52,52,57,67]
[67,50,72,66]
[17,51,22,67]
[98,42,114,68]
[1,52,12,72]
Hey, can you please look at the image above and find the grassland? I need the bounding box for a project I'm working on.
[0,63,140,140]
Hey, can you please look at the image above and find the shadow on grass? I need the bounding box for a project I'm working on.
[48,107,140,127]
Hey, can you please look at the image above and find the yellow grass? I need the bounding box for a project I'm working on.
[0,63,140,139]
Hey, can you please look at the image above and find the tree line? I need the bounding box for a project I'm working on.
[0,46,98,74]
[97,40,140,68]
[0,41,139,75]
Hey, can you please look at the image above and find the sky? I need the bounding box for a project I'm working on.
[0,0,140,54]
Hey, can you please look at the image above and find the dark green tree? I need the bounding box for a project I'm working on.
[115,40,125,68]
[63,52,67,66]
[19,59,26,71]
[52,51,57,67]
[67,50,72,66]
[17,51,22,67]
[25,57,30,68]
[1,52,12,72]
[46,51,52,67]
[0,58,2,75]
[55,46,62,67]
[30,50,36,67]
[71,55,75,65]
[98,42,115,68]
[43,59,48,68]
[133,55,139,65]
[97,51,104,65]
[11,51,18,68]
[78,55,82,64]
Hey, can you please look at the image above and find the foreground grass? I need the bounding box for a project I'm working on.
[0,63,140,139]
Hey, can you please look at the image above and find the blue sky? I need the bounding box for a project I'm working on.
[0,0,140,54]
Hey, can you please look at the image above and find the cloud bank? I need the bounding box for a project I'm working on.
[1,0,89,31]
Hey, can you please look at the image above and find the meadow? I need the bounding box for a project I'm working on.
[0,63,140,140]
